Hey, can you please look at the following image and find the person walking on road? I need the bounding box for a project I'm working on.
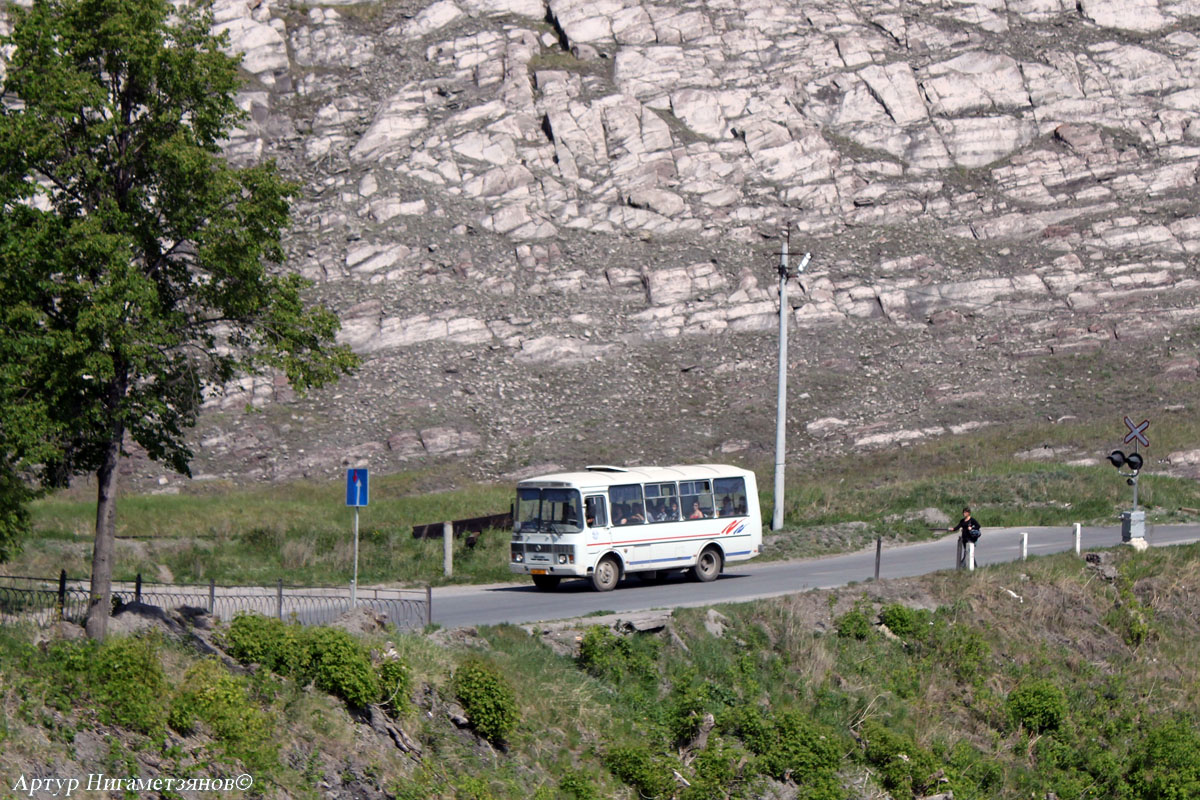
[949,507,981,569]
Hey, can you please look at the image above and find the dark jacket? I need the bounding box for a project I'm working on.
[953,516,981,542]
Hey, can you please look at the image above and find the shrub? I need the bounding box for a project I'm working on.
[92,634,170,737]
[603,745,675,799]
[301,627,380,708]
[764,710,841,785]
[1124,718,1200,799]
[666,682,708,745]
[861,720,941,800]
[835,600,873,640]
[224,613,309,676]
[879,604,929,639]
[577,625,658,685]
[930,621,990,684]
[224,616,380,708]
[1007,679,1068,734]
[557,770,601,800]
[681,742,741,800]
[722,705,841,798]
[378,656,412,716]
[42,639,97,712]
[168,658,276,769]
[452,657,518,744]
[1104,585,1155,649]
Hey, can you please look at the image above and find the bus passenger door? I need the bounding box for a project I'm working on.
[585,495,611,549]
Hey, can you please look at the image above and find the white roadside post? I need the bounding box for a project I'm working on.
[444,522,453,577]
[1020,531,1028,561]
[967,541,975,572]
[1074,523,1081,555]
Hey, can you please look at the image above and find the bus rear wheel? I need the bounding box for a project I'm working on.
[531,574,561,591]
[692,547,722,583]
[591,556,621,592]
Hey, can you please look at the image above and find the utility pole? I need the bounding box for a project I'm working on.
[773,231,810,531]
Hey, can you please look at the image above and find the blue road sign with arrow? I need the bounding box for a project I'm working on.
[346,468,369,507]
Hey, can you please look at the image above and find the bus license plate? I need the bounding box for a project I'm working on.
[531,569,547,575]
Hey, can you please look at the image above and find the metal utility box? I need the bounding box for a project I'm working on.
[1120,510,1145,542]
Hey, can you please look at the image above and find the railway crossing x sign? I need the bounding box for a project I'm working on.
[1123,417,1150,448]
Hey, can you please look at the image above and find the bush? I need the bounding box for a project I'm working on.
[681,742,741,800]
[224,613,309,676]
[42,639,96,712]
[1124,718,1200,799]
[168,658,276,769]
[603,745,675,799]
[722,705,841,798]
[92,635,170,737]
[835,600,873,640]
[557,770,601,800]
[1104,585,1155,649]
[765,710,842,786]
[224,616,381,708]
[378,656,412,716]
[577,625,658,685]
[879,604,929,639]
[666,682,709,745]
[1007,679,1068,734]
[452,657,518,744]
[930,620,990,684]
[301,627,380,708]
[861,720,941,800]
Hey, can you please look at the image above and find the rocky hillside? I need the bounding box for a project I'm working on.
[70,0,1200,485]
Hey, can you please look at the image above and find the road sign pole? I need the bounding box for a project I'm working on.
[352,507,359,607]
[346,468,369,608]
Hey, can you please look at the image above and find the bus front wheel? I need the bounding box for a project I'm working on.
[692,547,722,583]
[532,574,561,591]
[591,556,621,592]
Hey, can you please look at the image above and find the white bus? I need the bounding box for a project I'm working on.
[509,464,762,591]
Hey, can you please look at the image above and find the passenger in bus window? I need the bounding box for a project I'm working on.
[720,496,734,516]
[689,500,704,519]
[630,503,646,523]
[666,499,679,521]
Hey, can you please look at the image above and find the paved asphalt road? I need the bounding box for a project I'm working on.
[429,523,1200,629]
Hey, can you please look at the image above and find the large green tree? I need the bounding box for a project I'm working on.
[0,0,357,638]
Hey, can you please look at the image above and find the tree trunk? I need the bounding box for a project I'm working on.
[85,428,123,641]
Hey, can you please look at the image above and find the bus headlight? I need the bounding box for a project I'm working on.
[558,554,568,564]
[513,552,523,563]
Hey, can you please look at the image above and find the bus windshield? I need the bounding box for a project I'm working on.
[516,487,582,533]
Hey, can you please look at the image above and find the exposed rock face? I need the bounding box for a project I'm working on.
[25,0,1200,484]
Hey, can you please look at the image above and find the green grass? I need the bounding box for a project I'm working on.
[9,417,1200,586]
[7,544,1200,798]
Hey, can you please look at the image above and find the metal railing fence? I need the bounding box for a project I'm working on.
[0,572,431,631]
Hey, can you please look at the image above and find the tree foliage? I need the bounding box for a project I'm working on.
[0,0,357,636]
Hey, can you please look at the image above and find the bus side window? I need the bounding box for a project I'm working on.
[586,496,607,527]
[611,484,645,526]
[714,477,747,517]
[681,480,714,518]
